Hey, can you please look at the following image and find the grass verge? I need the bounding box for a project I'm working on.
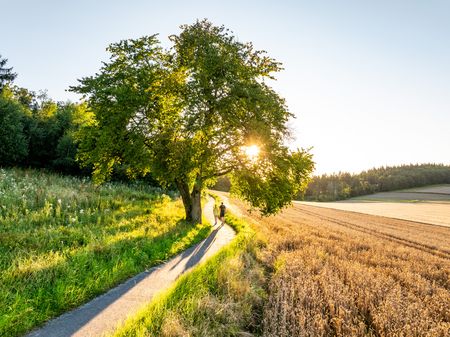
[111,213,267,337]
[0,168,211,337]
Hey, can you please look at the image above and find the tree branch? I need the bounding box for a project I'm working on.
[202,165,237,180]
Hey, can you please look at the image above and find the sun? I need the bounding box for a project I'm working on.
[242,144,260,161]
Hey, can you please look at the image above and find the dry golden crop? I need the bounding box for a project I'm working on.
[229,198,450,337]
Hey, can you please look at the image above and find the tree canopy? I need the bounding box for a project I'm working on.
[71,20,314,222]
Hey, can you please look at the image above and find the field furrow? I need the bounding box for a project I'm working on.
[292,206,450,259]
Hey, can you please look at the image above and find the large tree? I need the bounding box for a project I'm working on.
[71,20,314,223]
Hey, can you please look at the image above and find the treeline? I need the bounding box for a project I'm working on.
[0,84,92,174]
[0,55,158,183]
[0,54,91,174]
[213,164,450,201]
[303,164,450,201]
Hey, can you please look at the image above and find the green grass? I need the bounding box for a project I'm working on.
[0,168,211,337]
[111,212,267,337]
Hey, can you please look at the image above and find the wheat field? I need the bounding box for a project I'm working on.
[224,195,450,337]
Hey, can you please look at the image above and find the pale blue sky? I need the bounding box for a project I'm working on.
[2,0,449,174]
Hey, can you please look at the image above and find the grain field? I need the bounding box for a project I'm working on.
[224,195,450,337]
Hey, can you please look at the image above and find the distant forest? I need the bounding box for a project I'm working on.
[214,164,450,201]
[302,164,450,201]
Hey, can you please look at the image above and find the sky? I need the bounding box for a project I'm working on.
[2,0,449,174]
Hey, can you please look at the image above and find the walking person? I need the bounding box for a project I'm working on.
[213,203,219,225]
[219,202,226,225]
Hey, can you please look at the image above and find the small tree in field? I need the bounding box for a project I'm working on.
[71,20,314,223]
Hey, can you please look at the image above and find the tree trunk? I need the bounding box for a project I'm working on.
[176,179,193,222]
[190,182,202,224]
[175,179,202,224]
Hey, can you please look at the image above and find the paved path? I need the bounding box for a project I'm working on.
[26,198,235,337]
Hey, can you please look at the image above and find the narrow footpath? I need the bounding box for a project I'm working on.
[26,197,235,337]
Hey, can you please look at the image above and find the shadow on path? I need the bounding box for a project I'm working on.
[26,263,161,337]
[170,223,224,272]
[26,198,235,337]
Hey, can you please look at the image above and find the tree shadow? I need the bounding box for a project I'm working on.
[24,222,220,337]
[3,218,209,337]
[169,223,223,272]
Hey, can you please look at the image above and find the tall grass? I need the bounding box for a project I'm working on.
[0,168,210,337]
[111,214,267,337]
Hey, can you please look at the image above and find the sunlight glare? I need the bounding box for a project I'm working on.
[242,145,260,161]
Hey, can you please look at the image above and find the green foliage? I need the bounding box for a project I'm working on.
[303,163,450,201]
[0,168,211,337]
[111,213,266,337]
[0,88,28,165]
[51,102,93,173]
[0,84,94,173]
[70,19,314,219]
[231,148,314,215]
[72,35,178,183]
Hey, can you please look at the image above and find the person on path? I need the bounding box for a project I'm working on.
[213,203,219,225]
[219,202,226,225]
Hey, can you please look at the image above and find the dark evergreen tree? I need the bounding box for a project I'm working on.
[0,55,17,90]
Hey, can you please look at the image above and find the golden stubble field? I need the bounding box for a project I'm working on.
[220,193,450,337]
[300,185,450,228]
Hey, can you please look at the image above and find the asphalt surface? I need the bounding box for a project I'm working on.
[25,197,235,337]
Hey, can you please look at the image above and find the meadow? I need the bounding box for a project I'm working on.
[0,168,210,337]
